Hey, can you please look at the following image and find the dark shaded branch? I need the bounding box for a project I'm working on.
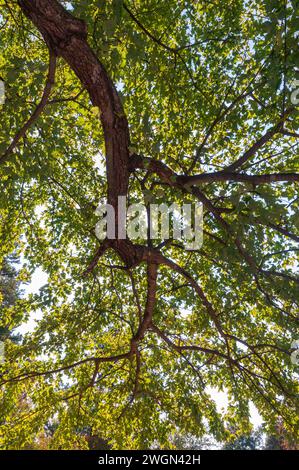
[83,239,111,276]
[123,3,175,53]
[280,129,299,138]
[130,154,299,187]
[151,324,229,360]
[0,352,131,385]
[131,262,158,346]
[248,218,299,244]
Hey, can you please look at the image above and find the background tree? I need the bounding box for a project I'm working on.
[0,0,298,449]
[222,427,263,450]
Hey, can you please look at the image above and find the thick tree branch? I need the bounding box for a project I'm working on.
[177,172,299,186]
[246,217,299,244]
[0,49,56,165]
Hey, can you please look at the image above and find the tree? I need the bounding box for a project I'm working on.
[0,255,22,343]
[0,0,298,449]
